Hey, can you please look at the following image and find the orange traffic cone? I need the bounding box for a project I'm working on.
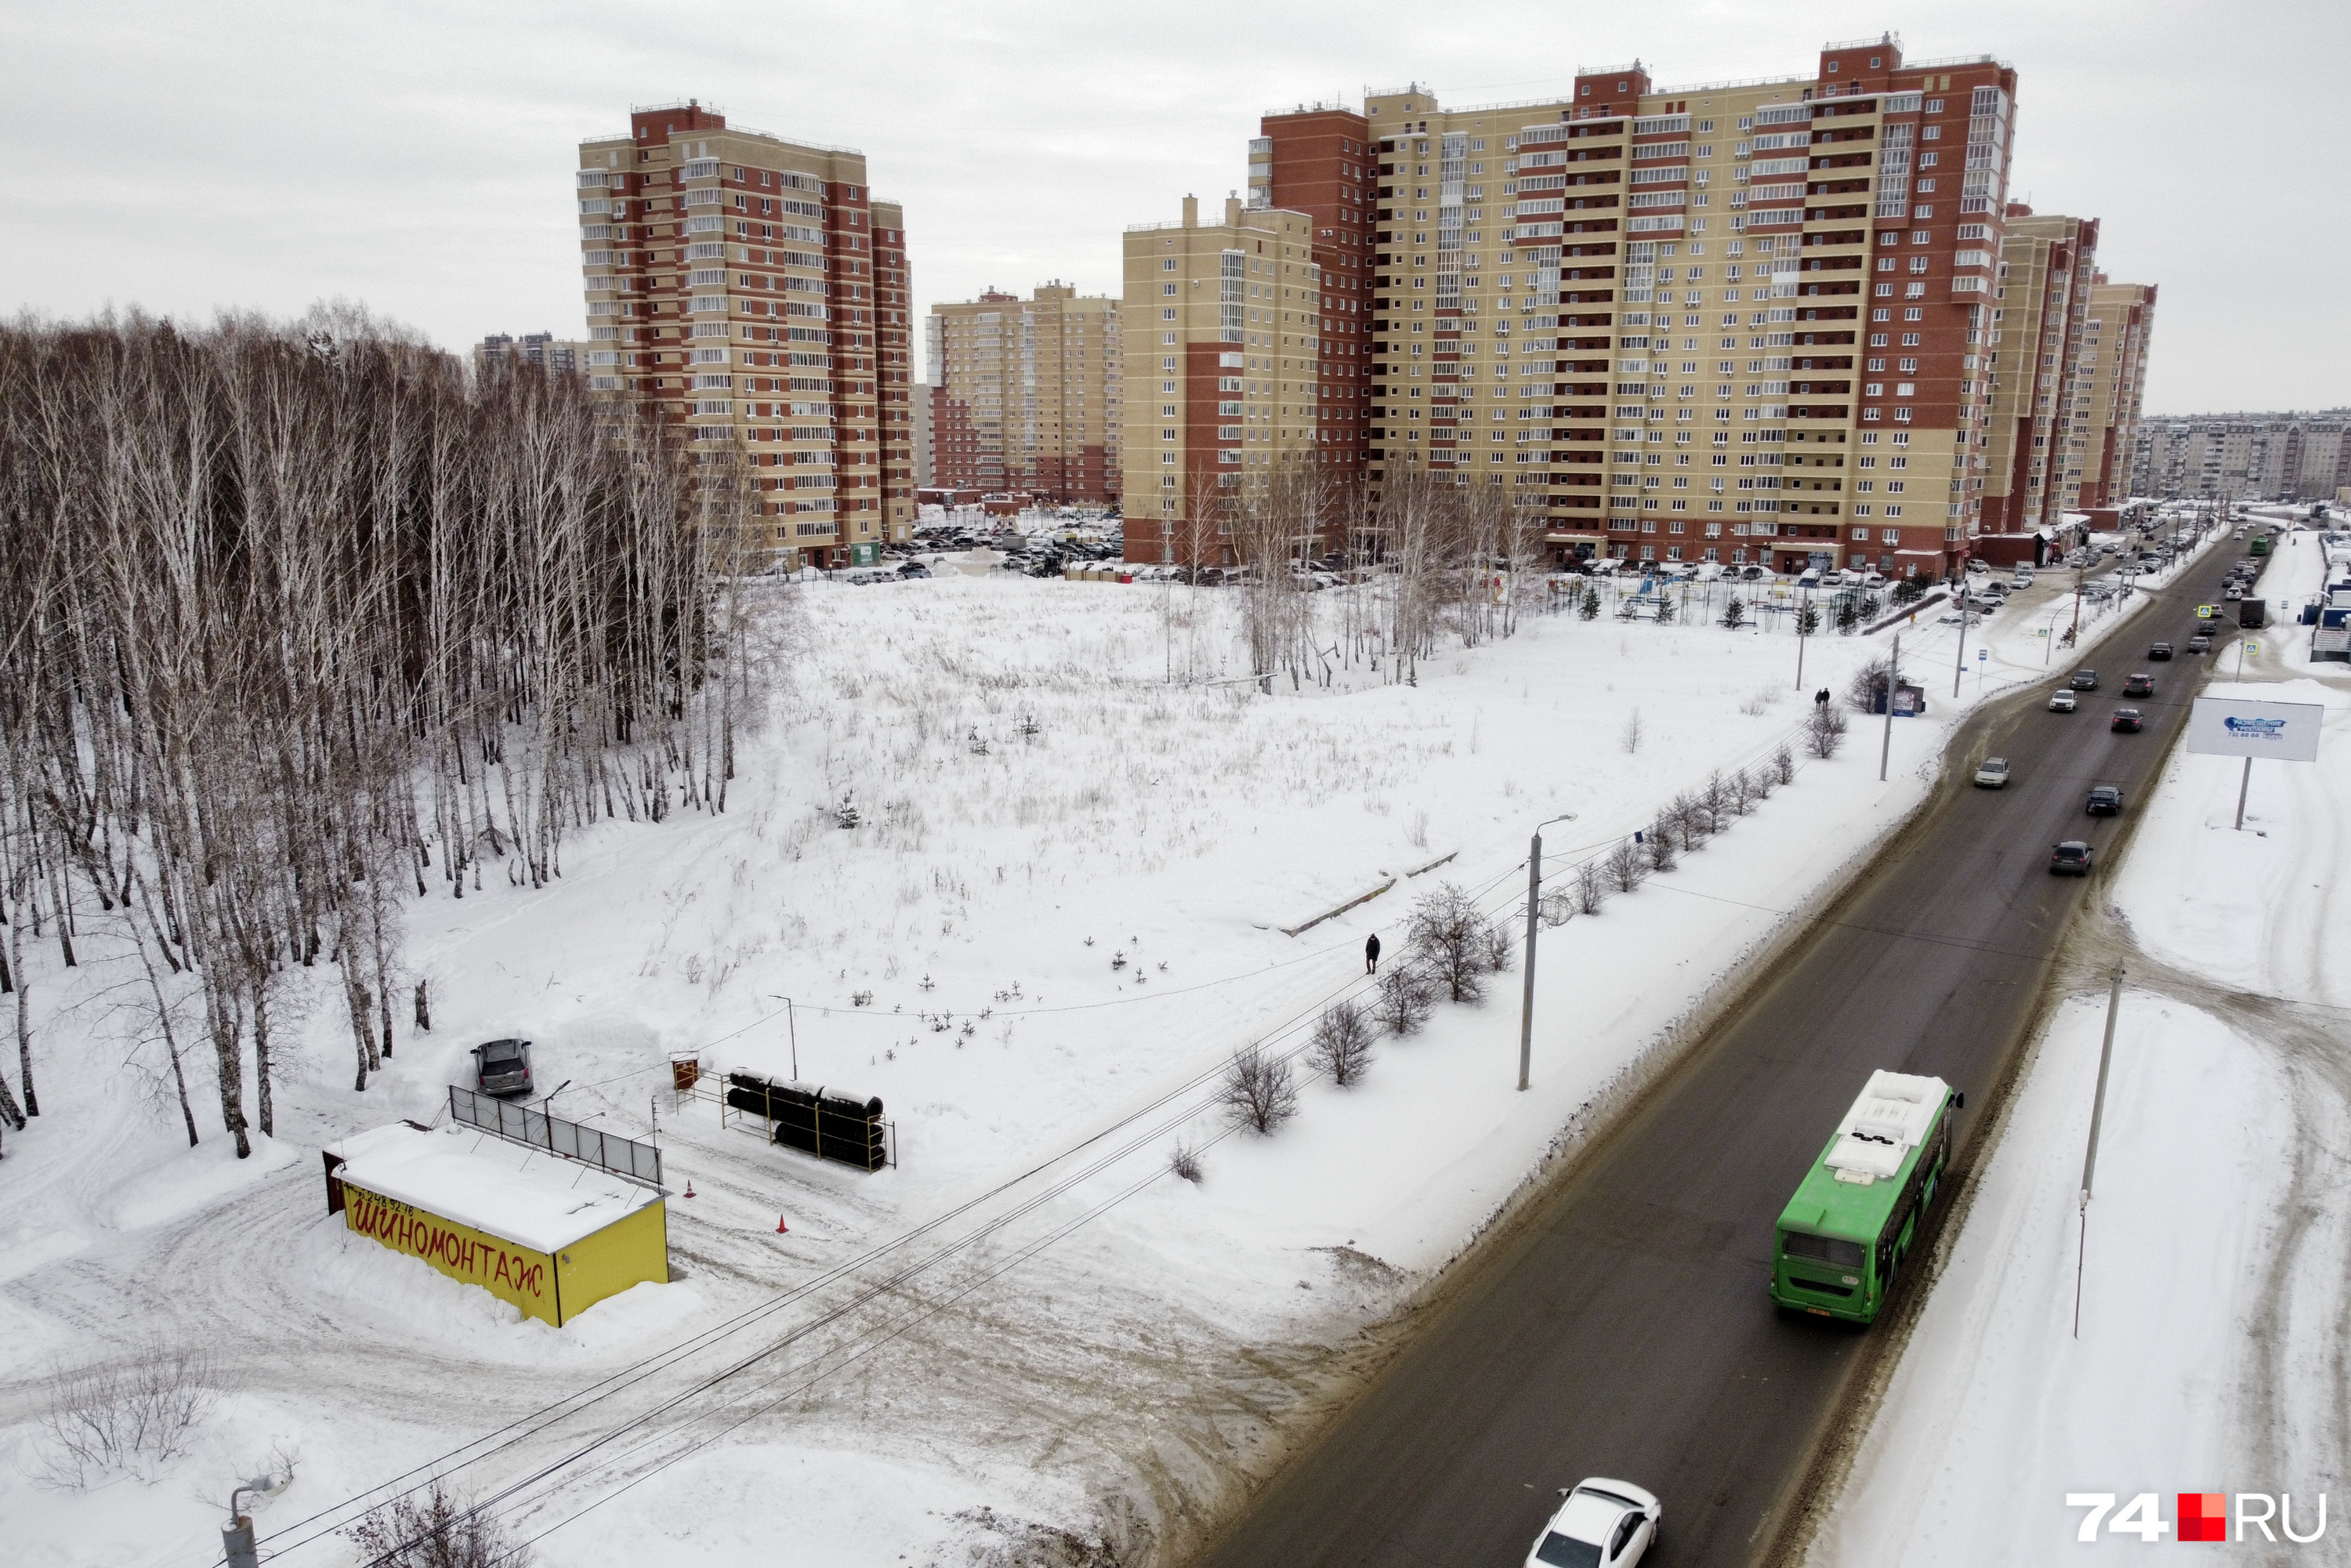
[776,1216,789,1234]
[683,1180,695,1198]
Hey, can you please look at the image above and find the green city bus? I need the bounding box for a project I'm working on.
[2249,534,2271,556]
[1770,1070,1963,1324]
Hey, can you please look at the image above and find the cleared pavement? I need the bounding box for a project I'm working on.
[1190,542,2242,1568]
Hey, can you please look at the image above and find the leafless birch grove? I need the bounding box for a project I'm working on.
[0,311,753,1156]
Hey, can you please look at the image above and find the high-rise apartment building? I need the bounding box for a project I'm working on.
[1359,37,2020,578]
[1250,106,1375,506]
[576,100,914,570]
[476,332,585,378]
[926,284,1123,502]
[1119,195,1323,564]
[910,380,934,489]
[1979,209,2100,533]
[2078,278,2157,509]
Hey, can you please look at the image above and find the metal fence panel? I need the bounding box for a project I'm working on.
[447,1085,662,1188]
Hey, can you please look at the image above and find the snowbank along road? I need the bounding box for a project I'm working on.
[1189,542,2246,1568]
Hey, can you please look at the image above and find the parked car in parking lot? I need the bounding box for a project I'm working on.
[2110,708,2146,733]
[1524,1479,1661,1568]
[2086,784,2126,815]
[2049,690,2077,712]
[1973,757,2012,788]
[2123,673,2156,697]
[2051,841,2096,876]
[2070,669,2100,690]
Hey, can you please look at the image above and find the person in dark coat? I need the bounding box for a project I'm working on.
[1365,933,1382,974]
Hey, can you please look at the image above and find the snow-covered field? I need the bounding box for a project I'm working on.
[0,545,2220,1567]
[1813,509,2351,1562]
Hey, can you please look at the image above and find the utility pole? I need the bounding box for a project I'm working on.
[1516,814,1576,1092]
[1951,597,1969,698]
[2233,756,2255,831]
[1794,585,1811,692]
[1879,631,1900,782]
[767,996,800,1080]
[2075,960,2126,1337]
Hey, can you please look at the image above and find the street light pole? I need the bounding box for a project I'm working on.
[767,995,800,1080]
[1517,813,1577,1092]
[2075,960,2126,1337]
[1794,585,1811,692]
[1879,631,1900,782]
[1952,596,1969,698]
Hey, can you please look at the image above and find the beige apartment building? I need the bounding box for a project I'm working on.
[2078,279,2157,509]
[1354,38,2023,578]
[1978,210,2099,534]
[576,100,915,569]
[1119,196,1324,564]
[926,284,1122,502]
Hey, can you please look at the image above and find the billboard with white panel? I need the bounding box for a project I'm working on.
[2184,697,2324,762]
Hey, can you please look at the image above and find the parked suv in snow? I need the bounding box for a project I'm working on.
[471,1038,534,1097]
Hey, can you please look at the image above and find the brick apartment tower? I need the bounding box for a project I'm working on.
[576,100,914,570]
[1362,37,2021,578]
[1120,196,1324,565]
[926,284,1123,502]
[1249,107,1375,529]
[2078,279,2157,509]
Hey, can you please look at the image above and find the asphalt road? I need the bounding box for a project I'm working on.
[1191,540,2245,1568]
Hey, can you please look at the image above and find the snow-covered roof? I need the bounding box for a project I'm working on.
[1824,1070,1947,1186]
[331,1121,661,1255]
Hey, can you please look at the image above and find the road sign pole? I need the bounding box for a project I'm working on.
[2234,755,2253,831]
[1952,603,1967,697]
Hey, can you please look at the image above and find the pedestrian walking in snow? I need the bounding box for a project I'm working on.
[1365,933,1382,974]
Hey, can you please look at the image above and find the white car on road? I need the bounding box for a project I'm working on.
[1527,1479,1661,1567]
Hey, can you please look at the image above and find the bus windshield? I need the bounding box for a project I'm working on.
[1782,1231,1866,1269]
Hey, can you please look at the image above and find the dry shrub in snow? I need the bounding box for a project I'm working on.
[1603,838,1650,895]
[34,1340,224,1487]
[1620,708,1645,755]
[1374,961,1437,1035]
[1406,883,1504,1004]
[1168,1139,1204,1183]
[1575,858,1608,915]
[1806,704,1850,759]
[1773,742,1797,785]
[1645,815,1679,872]
[348,1482,531,1568]
[1846,656,1896,714]
[1310,999,1375,1086]
[1219,1045,1299,1135]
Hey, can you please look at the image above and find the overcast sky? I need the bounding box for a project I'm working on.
[6,0,2343,415]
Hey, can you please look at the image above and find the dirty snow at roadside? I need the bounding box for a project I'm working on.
[1812,515,2351,1563]
[0,553,2211,1567]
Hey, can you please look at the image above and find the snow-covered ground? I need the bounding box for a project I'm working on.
[0,541,2222,1567]
[1812,509,2351,1562]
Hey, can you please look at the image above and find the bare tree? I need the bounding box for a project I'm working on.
[1373,961,1436,1036]
[1773,742,1797,785]
[1621,708,1645,755]
[1805,704,1851,759]
[1219,1045,1299,1135]
[1603,838,1650,894]
[1645,815,1679,872]
[1574,857,1608,915]
[1309,999,1375,1087]
[1406,882,1502,1005]
[348,1481,533,1568]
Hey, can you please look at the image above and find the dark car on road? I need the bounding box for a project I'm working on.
[2086,784,2126,816]
[2123,673,2157,697]
[471,1037,534,1097]
[2148,642,2174,661]
[2051,841,2095,876]
[2070,669,2100,691]
[2110,708,2146,733]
